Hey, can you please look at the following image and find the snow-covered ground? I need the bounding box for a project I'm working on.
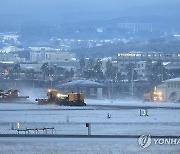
[1,98,180,111]
[0,99,180,153]
[0,100,180,136]
[86,99,180,108]
[0,137,179,154]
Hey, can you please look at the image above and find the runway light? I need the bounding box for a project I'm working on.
[17,122,20,129]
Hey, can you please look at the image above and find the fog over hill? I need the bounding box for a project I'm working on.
[0,0,180,55]
[0,0,180,23]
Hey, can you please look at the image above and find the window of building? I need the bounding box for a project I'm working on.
[171,83,173,88]
[90,88,97,95]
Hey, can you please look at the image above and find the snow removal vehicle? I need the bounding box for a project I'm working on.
[144,87,163,102]
[0,88,29,102]
[35,89,86,106]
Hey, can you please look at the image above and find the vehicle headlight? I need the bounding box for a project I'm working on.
[48,89,52,93]
[57,93,61,98]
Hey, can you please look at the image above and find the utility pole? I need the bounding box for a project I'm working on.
[131,66,134,98]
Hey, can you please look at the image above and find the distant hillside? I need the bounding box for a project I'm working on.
[0,1,180,48]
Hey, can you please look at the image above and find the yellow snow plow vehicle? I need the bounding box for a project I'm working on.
[0,88,29,102]
[144,87,163,102]
[35,89,86,106]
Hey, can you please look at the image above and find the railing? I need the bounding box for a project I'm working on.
[17,127,55,134]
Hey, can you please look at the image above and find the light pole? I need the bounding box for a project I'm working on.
[131,66,134,98]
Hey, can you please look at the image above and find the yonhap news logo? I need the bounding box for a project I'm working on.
[138,134,152,149]
[138,134,180,149]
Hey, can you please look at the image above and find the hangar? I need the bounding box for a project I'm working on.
[57,80,107,99]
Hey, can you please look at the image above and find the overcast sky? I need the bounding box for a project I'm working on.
[0,0,171,13]
[0,0,179,22]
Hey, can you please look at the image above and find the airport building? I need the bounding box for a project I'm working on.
[117,52,180,70]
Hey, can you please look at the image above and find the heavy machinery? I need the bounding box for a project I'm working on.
[0,89,5,99]
[36,89,86,106]
[0,88,29,102]
[144,87,163,102]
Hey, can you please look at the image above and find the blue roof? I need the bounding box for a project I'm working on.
[0,43,4,49]
[57,80,106,88]
[23,44,30,49]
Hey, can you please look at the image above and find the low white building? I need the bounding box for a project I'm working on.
[0,52,26,62]
[20,63,42,72]
[30,50,76,63]
[134,61,146,77]
[30,49,80,70]
[0,46,24,53]
[101,57,111,74]
[157,78,180,102]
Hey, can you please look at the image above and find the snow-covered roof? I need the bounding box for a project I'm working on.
[57,80,106,88]
[164,77,180,83]
[165,62,180,69]
[163,62,171,66]
[136,61,146,64]
[0,61,14,64]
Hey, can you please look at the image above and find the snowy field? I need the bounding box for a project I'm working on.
[0,99,180,153]
[0,137,179,154]
[0,99,180,135]
[86,99,180,108]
